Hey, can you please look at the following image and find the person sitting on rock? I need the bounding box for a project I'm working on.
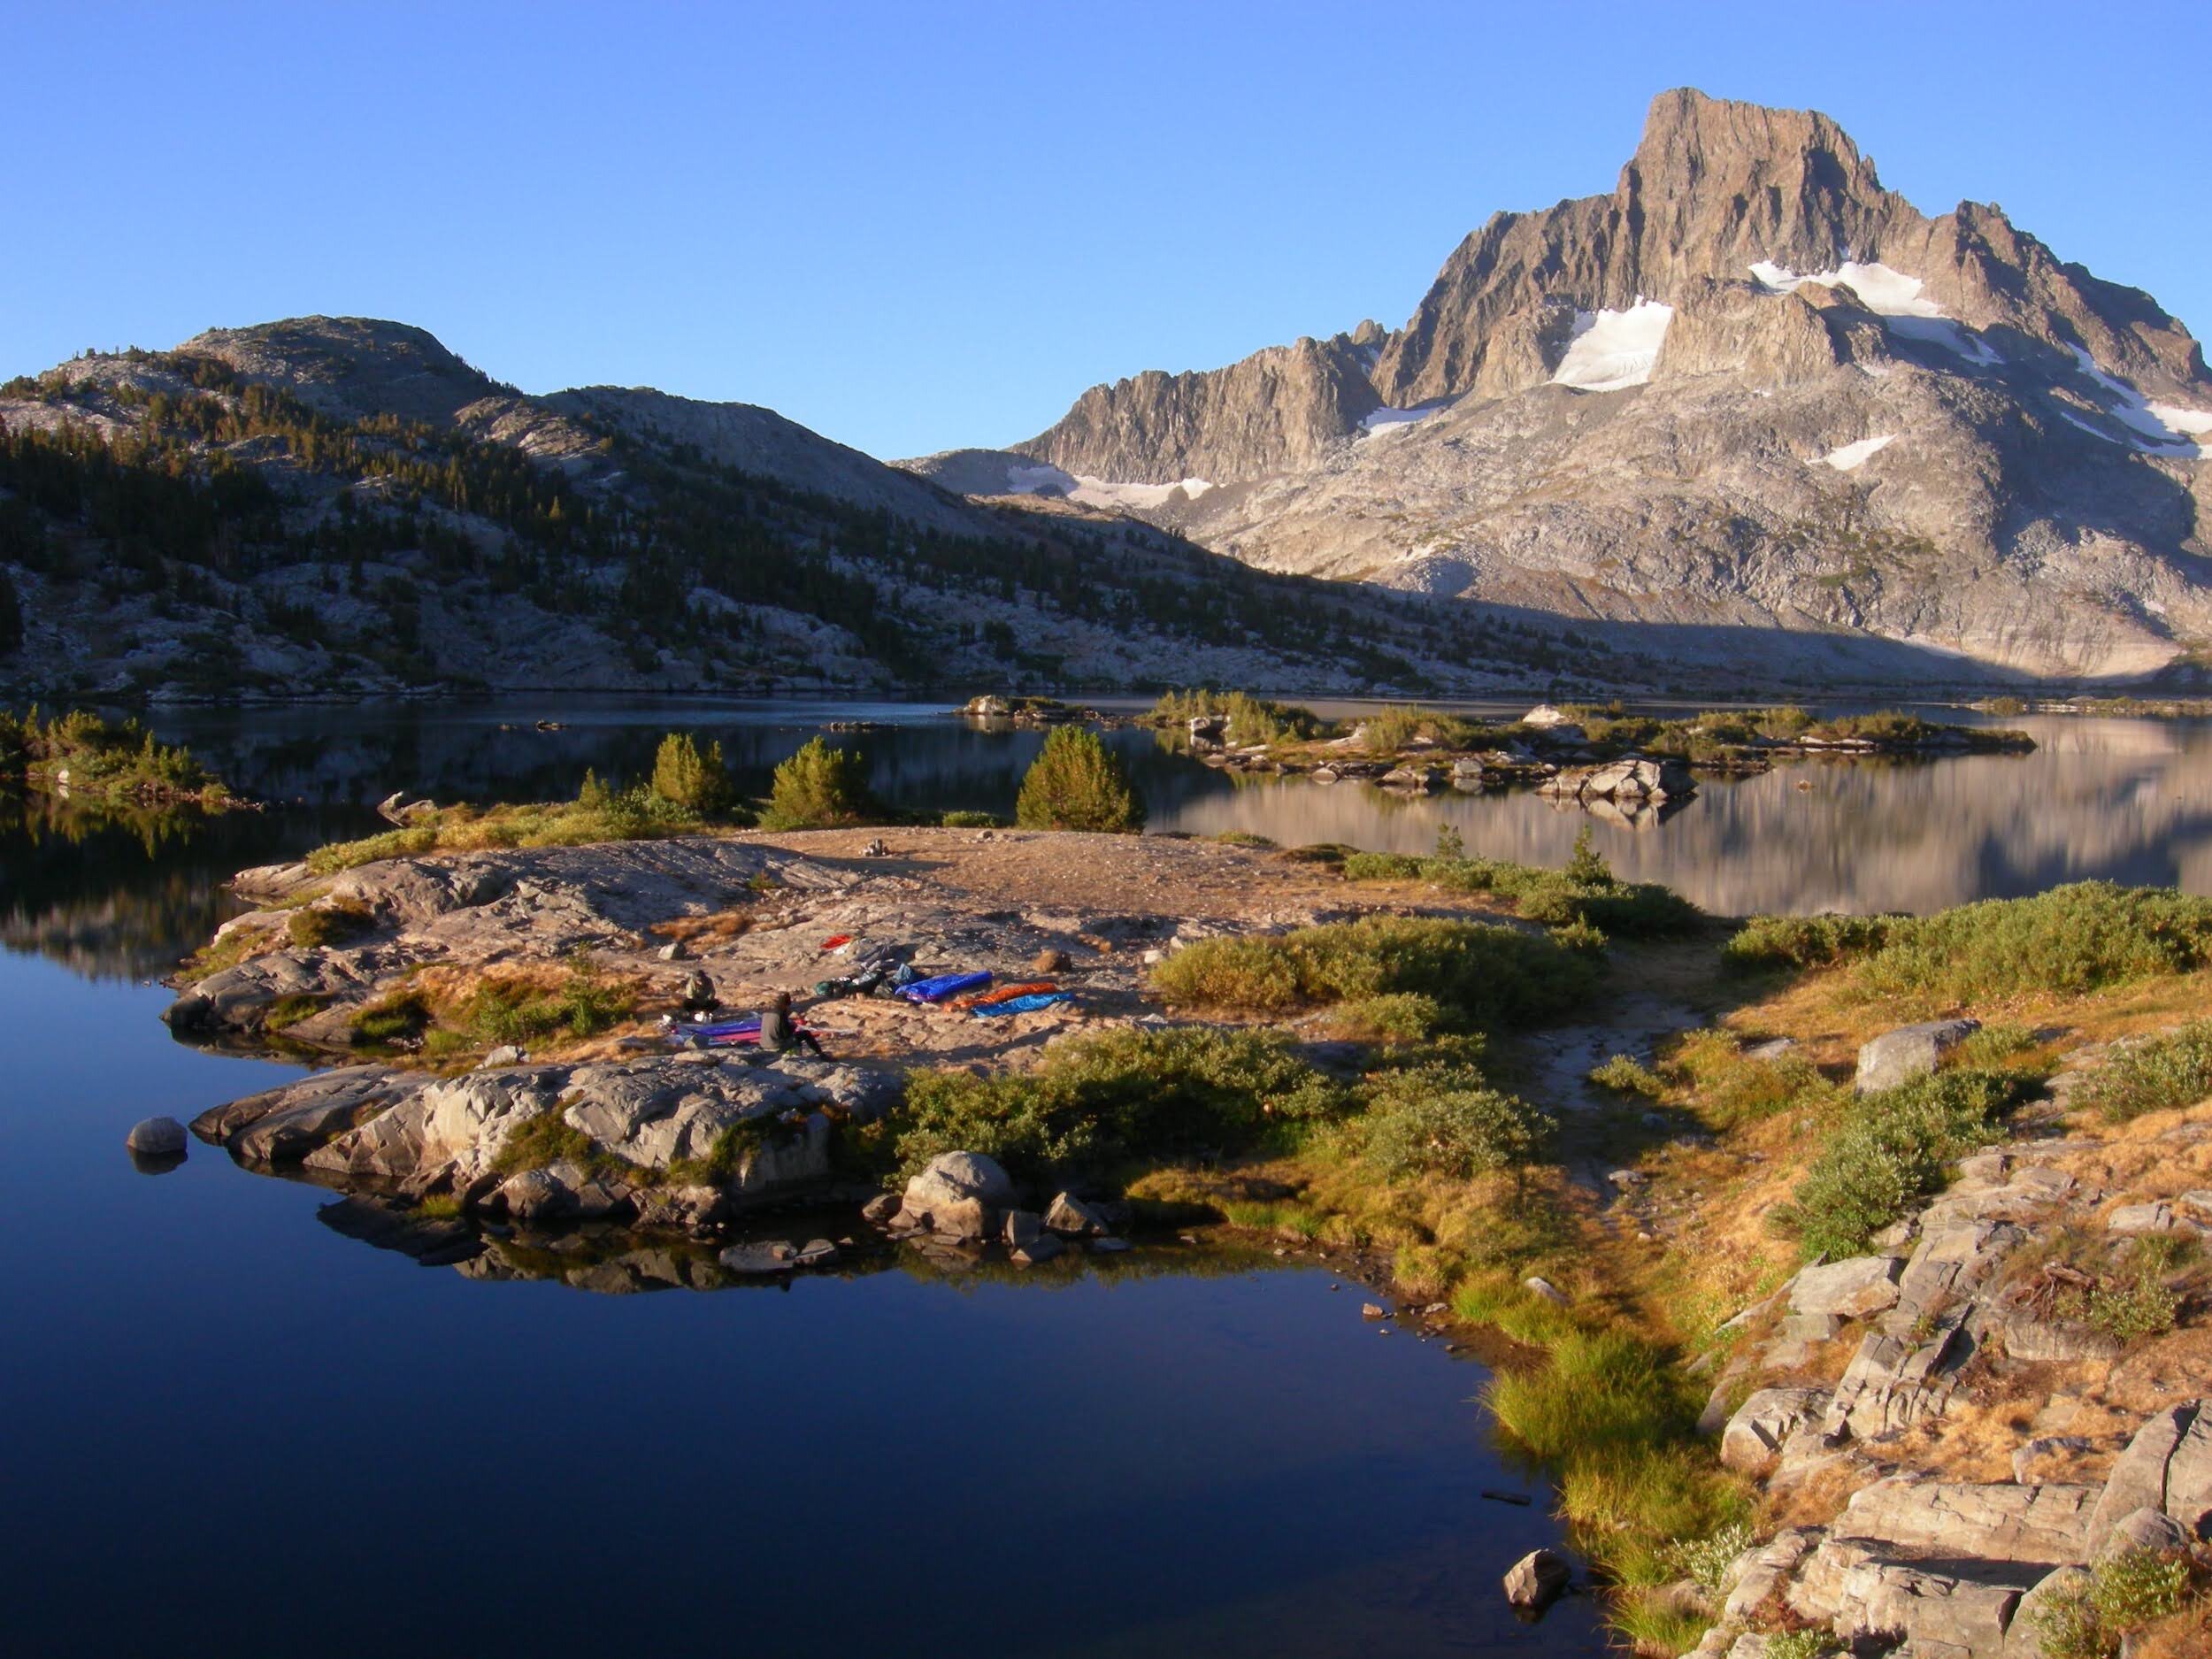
[758,990,826,1058]
[680,969,719,1016]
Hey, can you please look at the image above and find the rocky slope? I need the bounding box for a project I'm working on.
[907,89,2212,680]
[0,319,1582,702]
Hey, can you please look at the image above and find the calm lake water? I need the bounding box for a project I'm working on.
[5,693,2209,1654]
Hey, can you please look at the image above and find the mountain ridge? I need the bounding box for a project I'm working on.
[899,88,2211,680]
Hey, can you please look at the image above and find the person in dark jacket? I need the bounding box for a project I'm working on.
[758,990,825,1058]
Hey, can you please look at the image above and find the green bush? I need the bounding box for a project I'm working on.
[286,902,372,949]
[460,968,633,1045]
[1589,1055,1665,1098]
[1667,1520,1755,1597]
[349,991,432,1046]
[1856,883,2212,1002]
[649,732,733,813]
[1014,727,1144,832]
[1340,851,1425,881]
[1358,1063,1555,1181]
[760,737,872,830]
[894,1026,1342,1182]
[941,810,1000,828]
[2034,1548,2195,1658]
[2080,1022,2212,1123]
[1723,912,1894,970]
[1150,914,1599,1032]
[1149,688,1327,747]
[1341,843,1702,940]
[1778,1070,2018,1259]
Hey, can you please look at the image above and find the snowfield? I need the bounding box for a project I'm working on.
[1822,434,1897,471]
[1749,259,1944,317]
[1551,298,1673,391]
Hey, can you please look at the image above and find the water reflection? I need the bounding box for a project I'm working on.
[8,703,2212,984]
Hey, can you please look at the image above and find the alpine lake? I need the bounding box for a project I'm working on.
[8,694,2212,1656]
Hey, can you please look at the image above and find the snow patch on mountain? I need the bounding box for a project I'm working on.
[1551,299,1673,392]
[1823,434,1897,471]
[1359,404,1438,437]
[1749,259,1943,318]
[2067,348,2210,457]
[1071,476,1216,510]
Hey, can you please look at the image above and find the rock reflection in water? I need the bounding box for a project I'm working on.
[311,1192,1279,1300]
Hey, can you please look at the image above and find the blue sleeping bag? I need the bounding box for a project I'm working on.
[968,992,1072,1018]
[896,970,992,1004]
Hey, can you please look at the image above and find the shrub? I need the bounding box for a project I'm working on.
[760,737,872,830]
[2070,1265,2177,1354]
[1341,851,1425,881]
[2035,1548,2196,1658]
[1149,914,1599,1032]
[459,967,633,1045]
[1667,1519,1755,1597]
[1343,841,1703,940]
[2080,1022,2212,1123]
[940,809,999,828]
[1589,1055,1664,1098]
[1014,727,1144,832]
[649,732,733,813]
[1762,1635,1842,1659]
[1723,912,1894,970]
[1358,1063,1556,1181]
[1778,1070,2018,1259]
[349,991,432,1046]
[1856,883,2212,1002]
[1665,1031,1840,1129]
[287,902,371,949]
[1149,688,1328,747]
[894,1026,1343,1182]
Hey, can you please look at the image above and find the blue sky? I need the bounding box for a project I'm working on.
[8,1,2208,459]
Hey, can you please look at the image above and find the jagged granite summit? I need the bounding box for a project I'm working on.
[904,89,2212,680]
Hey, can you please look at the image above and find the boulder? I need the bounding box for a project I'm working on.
[926,1196,993,1242]
[1523,1276,1569,1306]
[902,1151,1016,1219]
[1003,1210,1045,1249]
[2085,1402,2200,1549]
[498,1165,579,1223]
[1045,1192,1109,1237]
[2094,1505,2191,1563]
[1379,764,1439,792]
[2006,1566,2091,1659]
[719,1241,796,1275]
[1537,757,1694,803]
[124,1117,187,1156]
[1790,1256,1903,1319]
[1520,704,1573,729]
[1833,1476,2099,1566]
[2106,1200,2179,1234]
[1854,1019,1979,1094]
[1502,1548,1570,1612]
[1010,1233,1064,1266]
[1721,1387,1827,1471]
[860,1193,902,1225]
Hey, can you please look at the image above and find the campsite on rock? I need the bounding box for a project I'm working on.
[9,14,2212,1656]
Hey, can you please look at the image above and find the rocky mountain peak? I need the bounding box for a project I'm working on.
[175,315,505,426]
[1618,88,1899,299]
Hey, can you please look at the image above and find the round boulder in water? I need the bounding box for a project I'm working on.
[125,1117,188,1157]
